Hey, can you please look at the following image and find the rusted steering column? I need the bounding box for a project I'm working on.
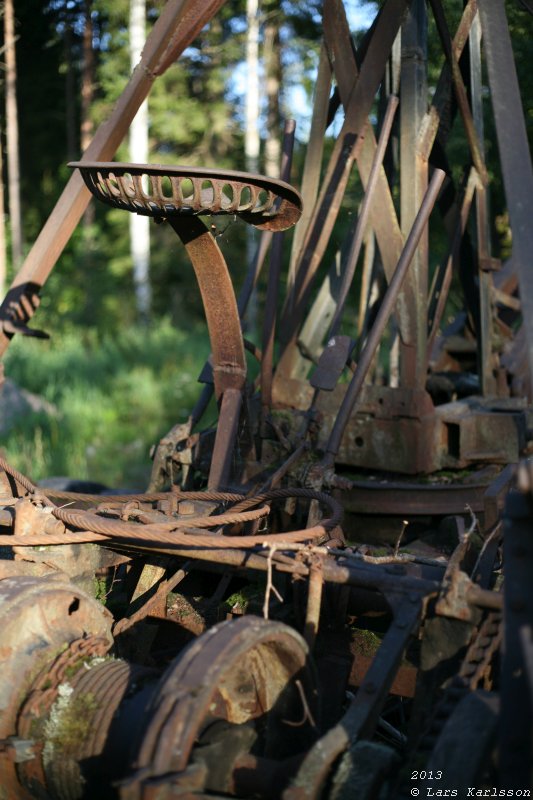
[70,161,302,489]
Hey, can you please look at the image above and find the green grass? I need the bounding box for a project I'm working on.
[2,319,210,489]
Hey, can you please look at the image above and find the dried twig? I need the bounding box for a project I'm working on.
[263,544,283,619]
[282,679,317,730]
[393,519,409,557]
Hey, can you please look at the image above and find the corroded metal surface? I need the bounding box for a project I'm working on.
[70,161,303,231]
[1,0,532,795]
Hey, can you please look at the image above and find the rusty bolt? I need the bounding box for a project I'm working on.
[157,498,177,515]
[178,501,196,516]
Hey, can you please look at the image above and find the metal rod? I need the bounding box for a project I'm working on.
[426,168,477,359]
[260,120,297,424]
[169,216,246,400]
[469,9,495,396]
[428,0,488,185]
[208,388,243,490]
[304,560,324,649]
[325,168,445,462]
[328,94,399,339]
[286,42,332,311]
[399,0,429,387]
[478,0,533,399]
[322,0,404,287]
[259,442,309,492]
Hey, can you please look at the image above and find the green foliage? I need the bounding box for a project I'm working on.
[3,319,209,488]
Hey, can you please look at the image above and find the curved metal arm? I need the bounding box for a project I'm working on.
[169,215,246,400]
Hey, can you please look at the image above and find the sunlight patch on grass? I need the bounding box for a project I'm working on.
[2,319,208,489]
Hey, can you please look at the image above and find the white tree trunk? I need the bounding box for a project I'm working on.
[129,0,151,319]
[263,12,281,178]
[0,128,7,298]
[244,0,260,333]
[245,0,260,176]
[4,0,23,272]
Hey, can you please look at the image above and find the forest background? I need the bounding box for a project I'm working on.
[0,0,531,489]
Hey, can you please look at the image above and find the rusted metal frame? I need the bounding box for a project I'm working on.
[169,217,246,400]
[206,388,243,490]
[117,541,443,599]
[276,0,410,368]
[427,0,488,187]
[334,473,489,516]
[398,0,429,388]
[308,96,399,392]
[468,11,496,396]
[499,489,533,789]
[285,42,332,311]
[417,0,478,161]
[324,168,445,463]
[169,217,246,490]
[483,463,515,534]
[190,231,272,432]
[321,0,404,286]
[327,94,400,339]
[357,228,375,338]
[478,0,533,399]
[427,167,477,358]
[237,232,272,317]
[260,121,297,429]
[0,0,227,358]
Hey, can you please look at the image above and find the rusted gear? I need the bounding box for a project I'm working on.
[120,616,320,799]
[16,636,112,796]
[0,576,113,800]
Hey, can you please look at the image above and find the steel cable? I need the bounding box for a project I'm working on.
[0,458,343,549]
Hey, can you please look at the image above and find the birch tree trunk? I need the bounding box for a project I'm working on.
[245,0,260,176]
[0,131,7,298]
[263,8,281,178]
[4,0,23,272]
[129,0,151,319]
[244,0,260,333]
[81,0,95,226]
[81,0,95,154]
[64,19,77,161]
